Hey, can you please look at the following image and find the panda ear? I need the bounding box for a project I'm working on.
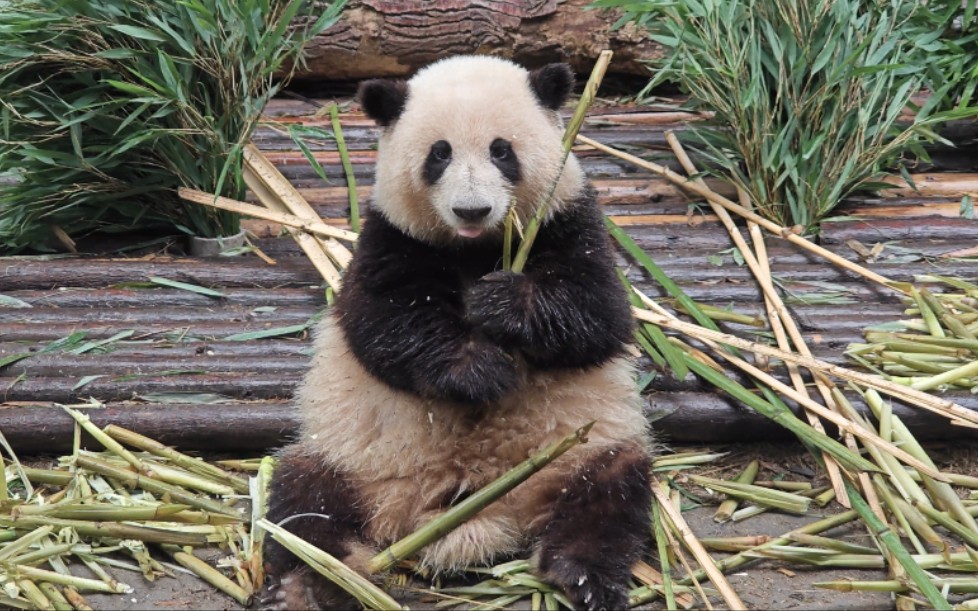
[358,79,409,127]
[528,63,574,111]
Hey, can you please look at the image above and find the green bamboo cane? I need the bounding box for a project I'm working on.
[510,51,612,273]
[330,103,360,233]
[843,479,950,610]
[369,423,593,573]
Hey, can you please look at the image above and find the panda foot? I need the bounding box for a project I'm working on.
[261,567,352,611]
[541,557,629,611]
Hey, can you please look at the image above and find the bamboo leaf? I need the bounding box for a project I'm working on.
[148,276,225,298]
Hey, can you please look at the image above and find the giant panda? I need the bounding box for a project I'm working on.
[266,55,653,611]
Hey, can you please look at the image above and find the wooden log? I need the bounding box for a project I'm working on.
[297,0,663,80]
[0,403,297,454]
[2,391,976,455]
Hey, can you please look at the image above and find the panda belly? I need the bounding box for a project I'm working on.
[293,315,650,568]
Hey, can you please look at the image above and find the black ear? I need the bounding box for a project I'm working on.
[528,63,574,111]
[358,79,409,127]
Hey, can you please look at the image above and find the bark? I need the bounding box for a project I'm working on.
[298,0,663,80]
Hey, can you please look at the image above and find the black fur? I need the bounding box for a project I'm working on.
[528,63,575,111]
[358,78,409,126]
[265,449,366,579]
[537,444,652,611]
[335,214,519,405]
[423,140,452,185]
[489,138,521,184]
[465,188,634,369]
[336,188,632,405]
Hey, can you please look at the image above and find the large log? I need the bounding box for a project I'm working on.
[298,0,663,80]
[2,392,975,455]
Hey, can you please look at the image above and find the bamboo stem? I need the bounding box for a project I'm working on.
[651,478,747,610]
[177,187,358,243]
[511,51,612,272]
[631,307,978,427]
[368,423,593,573]
[666,133,851,505]
[577,134,903,292]
[329,103,360,233]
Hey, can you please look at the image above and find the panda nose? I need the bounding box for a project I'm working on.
[452,206,492,221]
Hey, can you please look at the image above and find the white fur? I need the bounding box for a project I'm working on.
[371,55,585,244]
[295,317,649,569]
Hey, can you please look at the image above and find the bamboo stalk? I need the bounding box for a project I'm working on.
[658,135,856,502]
[14,565,131,594]
[104,425,250,494]
[577,133,904,292]
[510,51,612,272]
[651,477,746,610]
[329,103,360,233]
[258,519,402,610]
[843,479,950,610]
[631,307,978,427]
[73,455,236,517]
[369,423,593,573]
[161,544,252,606]
[241,145,345,289]
[2,515,211,546]
[177,187,358,243]
[60,407,145,473]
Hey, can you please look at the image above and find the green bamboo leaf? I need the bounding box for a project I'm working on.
[223,323,309,341]
[148,276,226,298]
[0,294,32,308]
[107,23,168,42]
[69,329,135,355]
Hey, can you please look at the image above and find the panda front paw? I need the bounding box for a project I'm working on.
[426,337,521,404]
[465,270,535,347]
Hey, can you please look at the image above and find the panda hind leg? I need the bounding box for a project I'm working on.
[263,448,374,610]
[535,442,651,611]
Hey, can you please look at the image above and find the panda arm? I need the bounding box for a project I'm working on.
[466,195,633,369]
[337,217,520,404]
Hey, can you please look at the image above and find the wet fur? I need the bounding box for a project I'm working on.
[267,56,652,610]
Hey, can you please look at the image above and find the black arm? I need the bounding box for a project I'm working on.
[465,190,633,369]
[335,214,519,404]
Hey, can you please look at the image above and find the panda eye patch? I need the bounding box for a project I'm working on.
[423,140,452,184]
[489,138,520,184]
[489,139,513,161]
[430,140,452,162]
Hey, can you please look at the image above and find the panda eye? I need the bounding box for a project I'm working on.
[490,138,513,161]
[429,140,452,163]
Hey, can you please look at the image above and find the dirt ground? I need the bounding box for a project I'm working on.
[65,442,978,610]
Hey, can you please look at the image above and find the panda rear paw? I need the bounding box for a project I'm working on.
[541,557,630,611]
[425,337,520,404]
[465,270,535,347]
[260,567,350,611]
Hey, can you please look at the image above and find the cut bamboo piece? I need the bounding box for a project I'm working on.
[243,144,353,266]
[242,144,345,290]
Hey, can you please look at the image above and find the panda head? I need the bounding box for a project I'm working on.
[358,56,585,244]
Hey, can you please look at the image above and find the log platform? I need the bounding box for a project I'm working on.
[1,98,976,453]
